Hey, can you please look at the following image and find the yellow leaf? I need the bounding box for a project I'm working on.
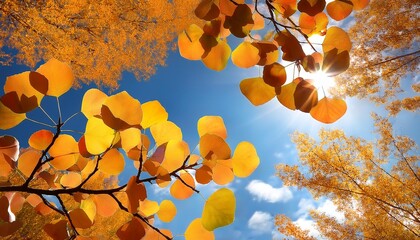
[202,39,231,71]
[81,88,108,118]
[232,142,260,178]
[139,199,159,217]
[84,117,115,155]
[36,58,74,97]
[310,97,347,123]
[0,101,25,130]
[231,42,260,68]
[322,26,352,53]
[197,116,227,139]
[141,100,168,129]
[277,78,302,110]
[201,188,236,231]
[240,77,276,106]
[150,121,182,146]
[119,127,141,154]
[98,149,125,175]
[157,200,177,223]
[185,218,215,240]
[101,91,142,130]
[162,140,189,173]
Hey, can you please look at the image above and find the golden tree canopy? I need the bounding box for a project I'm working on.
[0,0,199,89]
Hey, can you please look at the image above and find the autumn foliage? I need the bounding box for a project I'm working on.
[0,59,260,239]
[276,115,420,239]
[178,0,369,123]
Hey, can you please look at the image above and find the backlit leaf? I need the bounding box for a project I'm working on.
[36,58,74,97]
[101,91,142,130]
[197,116,227,139]
[277,78,302,110]
[178,24,205,60]
[49,134,79,170]
[202,188,235,231]
[80,198,96,223]
[17,150,41,177]
[139,199,159,217]
[212,163,234,185]
[350,0,369,10]
[98,149,125,175]
[170,171,195,200]
[232,142,260,178]
[294,79,318,113]
[195,0,220,20]
[157,200,177,223]
[150,121,182,146]
[299,12,328,36]
[4,71,45,107]
[275,31,305,62]
[196,165,213,184]
[310,97,347,123]
[263,63,287,88]
[162,140,189,173]
[199,134,231,160]
[322,26,352,53]
[202,39,231,71]
[185,218,215,240]
[81,88,107,118]
[119,128,141,154]
[28,130,53,150]
[0,101,25,130]
[60,172,82,188]
[85,117,115,155]
[141,100,168,129]
[326,0,353,21]
[272,0,297,18]
[231,41,260,68]
[240,77,276,106]
[253,41,279,66]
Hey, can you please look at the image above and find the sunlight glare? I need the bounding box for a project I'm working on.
[311,71,336,97]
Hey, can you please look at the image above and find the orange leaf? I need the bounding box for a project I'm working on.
[240,77,276,106]
[28,130,53,150]
[202,39,231,71]
[162,140,189,173]
[326,0,353,21]
[277,78,302,110]
[212,162,234,185]
[272,0,297,18]
[116,218,146,240]
[60,172,82,188]
[196,165,213,184]
[94,194,118,217]
[17,150,41,177]
[170,171,195,200]
[350,0,369,10]
[36,58,74,97]
[322,49,350,76]
[69,208,93,229]
[0,221,22,237]
[224,4,254,38]
[0,135,19,162]
[195,0,220,20]
[0,196,10,222]
[185,218,215,240]
[49,134,78,170]
[310,97,347,123]
[275,31,305,62]
[298,0,326,16]
[199,134,231,160]
[178,24,205,60]
[126,176,147,213]
[139,199,159,217]
[231,41,260,68]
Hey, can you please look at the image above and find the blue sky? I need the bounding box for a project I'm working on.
[1,29,419,240]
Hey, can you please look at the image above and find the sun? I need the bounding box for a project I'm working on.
[300,69,336,97]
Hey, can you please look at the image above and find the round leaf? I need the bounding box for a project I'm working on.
[157,200,177,223]
[36,58,74,97]
[28,130,53,150]
[98,149,125,175]
[185,218,215,240]
[84,117,115,155]
[240,77,276,106]
[170,171,195,200]
[141,100,168,129]
[232,141,260,178]
[201,188,236,231]
[231,42,260,68]
[81,88,107,118]
[326,0,353,21]
[202,39,231,71]
[310,97,347,123]
[101,91,142,130]
[197,116,227,139]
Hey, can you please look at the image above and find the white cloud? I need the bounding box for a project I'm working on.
[274,152,284,159]
[246,180,293,203]
[317,199,345,223]
[248,211,273,234]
